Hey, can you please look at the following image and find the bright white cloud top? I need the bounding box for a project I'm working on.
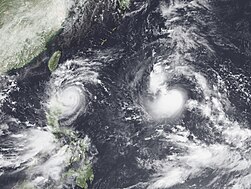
[149,89,186,119]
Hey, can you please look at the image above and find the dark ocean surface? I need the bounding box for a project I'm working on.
[0,0,251,189]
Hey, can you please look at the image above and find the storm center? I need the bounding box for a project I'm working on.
[149,89,186,119]
[57,86,85,117]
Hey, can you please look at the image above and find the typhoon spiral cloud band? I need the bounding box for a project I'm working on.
[56,86,85,118]
[46,58,101,126]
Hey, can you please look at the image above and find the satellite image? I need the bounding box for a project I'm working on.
[0,0,251,189]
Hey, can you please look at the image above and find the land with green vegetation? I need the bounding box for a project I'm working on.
[46,103,94,189]
[48,51,61,72]
[118,0,131,10]
[0,0,70,74]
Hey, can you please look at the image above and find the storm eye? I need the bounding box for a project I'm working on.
[45,58,101,126]
[46,84,87,126]
[56,86,85,118]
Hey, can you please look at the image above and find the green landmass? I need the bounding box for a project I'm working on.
[118,0,130,10]
[0,0,69,74]
[15,181,35,189]
[46,105,94,189]
[76,165,94,189]
[48,51,61,72]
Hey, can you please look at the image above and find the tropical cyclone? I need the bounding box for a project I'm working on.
[0,0,251,189]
